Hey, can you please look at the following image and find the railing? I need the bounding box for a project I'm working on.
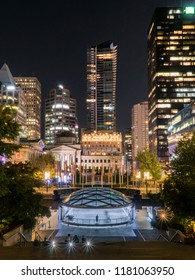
[62,216,132,226]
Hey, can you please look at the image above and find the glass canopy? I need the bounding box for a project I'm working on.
[60,187,134,227]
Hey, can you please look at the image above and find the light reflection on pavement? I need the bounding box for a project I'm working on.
[53,207,158,243]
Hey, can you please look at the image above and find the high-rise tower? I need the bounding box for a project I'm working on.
[131,101,149,169]
[148,6,195,163]
[86,41,117,132]
[14,77,41,140]
[45,85,78,144]
[0,63,26,138]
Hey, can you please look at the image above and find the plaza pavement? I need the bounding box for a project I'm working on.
[0,240,195,260]
[0,208,195,260]
[55,207,154,243]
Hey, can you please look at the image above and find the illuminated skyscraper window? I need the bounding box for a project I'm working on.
[86,41,117,132]
[0,63,26,138]
[45,85,78,144]
[148,6,195,163]
[14,77,41,140]
[131,101,148,174]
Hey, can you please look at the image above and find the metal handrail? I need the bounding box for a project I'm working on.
[63,216,131,226]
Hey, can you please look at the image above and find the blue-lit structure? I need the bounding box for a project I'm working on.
[59,187,135,227]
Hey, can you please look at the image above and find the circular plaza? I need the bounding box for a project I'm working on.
[59,187,135,227]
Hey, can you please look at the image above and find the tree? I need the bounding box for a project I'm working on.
[0,104,21,159]
[0,162,50,234]
[34,153,56,180]
[0,106,50,236]
[0,104,21,197]
[163,132,195,230]
[136,149,162,184]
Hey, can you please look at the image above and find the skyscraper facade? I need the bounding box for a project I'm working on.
[45,85,78,144]
[0,63,26,138]
[148,6,195,163]
[14,77,41,140]
[123,129,132,177]
[86,41,117,132]
[131,101,149,173]
[123,129,132,163]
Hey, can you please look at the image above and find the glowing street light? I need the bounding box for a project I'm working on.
[82,239,94,253]
[161,213,166,220]
[44,171,50,192]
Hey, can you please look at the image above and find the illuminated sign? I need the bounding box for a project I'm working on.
[184,6,195,14]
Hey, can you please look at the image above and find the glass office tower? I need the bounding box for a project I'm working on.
[86,41,117,132]
[45,85,78,144]
[148,6,195,163]
[14,77,41,140]
[0,63,26,138]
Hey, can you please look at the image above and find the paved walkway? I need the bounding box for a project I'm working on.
[36,207,162,243]
[1,241,195,260]
[2,208,195,260]
[36,207,180,244]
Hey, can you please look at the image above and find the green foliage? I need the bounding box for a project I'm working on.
[151,216,168,230]
[0,219,10,237]
[0,105,21,158]
[163,178,195,222]
[0,105,50,234]
[34,153,56,179]
[136,149,162,181]
[163,132,195,228]
[147,192,164,205]
[0,162,50,231]
[170,132,195,180]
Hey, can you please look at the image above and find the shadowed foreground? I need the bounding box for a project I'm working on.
[0,241,195,260]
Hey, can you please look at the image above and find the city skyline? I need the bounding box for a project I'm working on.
[0,0,188,134]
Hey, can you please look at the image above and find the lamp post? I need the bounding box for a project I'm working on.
[44,171,50,192]
[144,171,150,193]
[158,210,168,236]
[136,171,141,189]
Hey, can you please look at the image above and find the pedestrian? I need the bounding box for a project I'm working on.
[73,234,79,243]
[96,215,98,223]
[65,233,71,243]
[81,235,86,243]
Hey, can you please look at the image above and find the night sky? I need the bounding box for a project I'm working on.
[0,0,188,136]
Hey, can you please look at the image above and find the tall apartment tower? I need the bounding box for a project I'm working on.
[123,129,132,163]
[86,40,117,132]
[148,6,195,163]
[0,63,26,138]
[45,85,78,144]
[131,101,149,170]
[14,77,41,140]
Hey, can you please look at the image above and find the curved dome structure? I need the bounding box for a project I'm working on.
[63,187,131,208]
[60,187,134,227]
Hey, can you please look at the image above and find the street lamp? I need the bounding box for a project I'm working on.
[44,171,50,192]
[144,171,150,193]
[159,211,168,232]
[136,171,141,188]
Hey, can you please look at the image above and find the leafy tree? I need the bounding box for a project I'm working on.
[136,149,162,184]
[0,106,50,236]
[34,153,56,180]
[0,104,21,197]
[0,162,50,234]
[0,104,21,159]
[163,132,195,231]
[0,219,10,237]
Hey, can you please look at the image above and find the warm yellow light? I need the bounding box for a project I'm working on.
[44,171,50,180]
